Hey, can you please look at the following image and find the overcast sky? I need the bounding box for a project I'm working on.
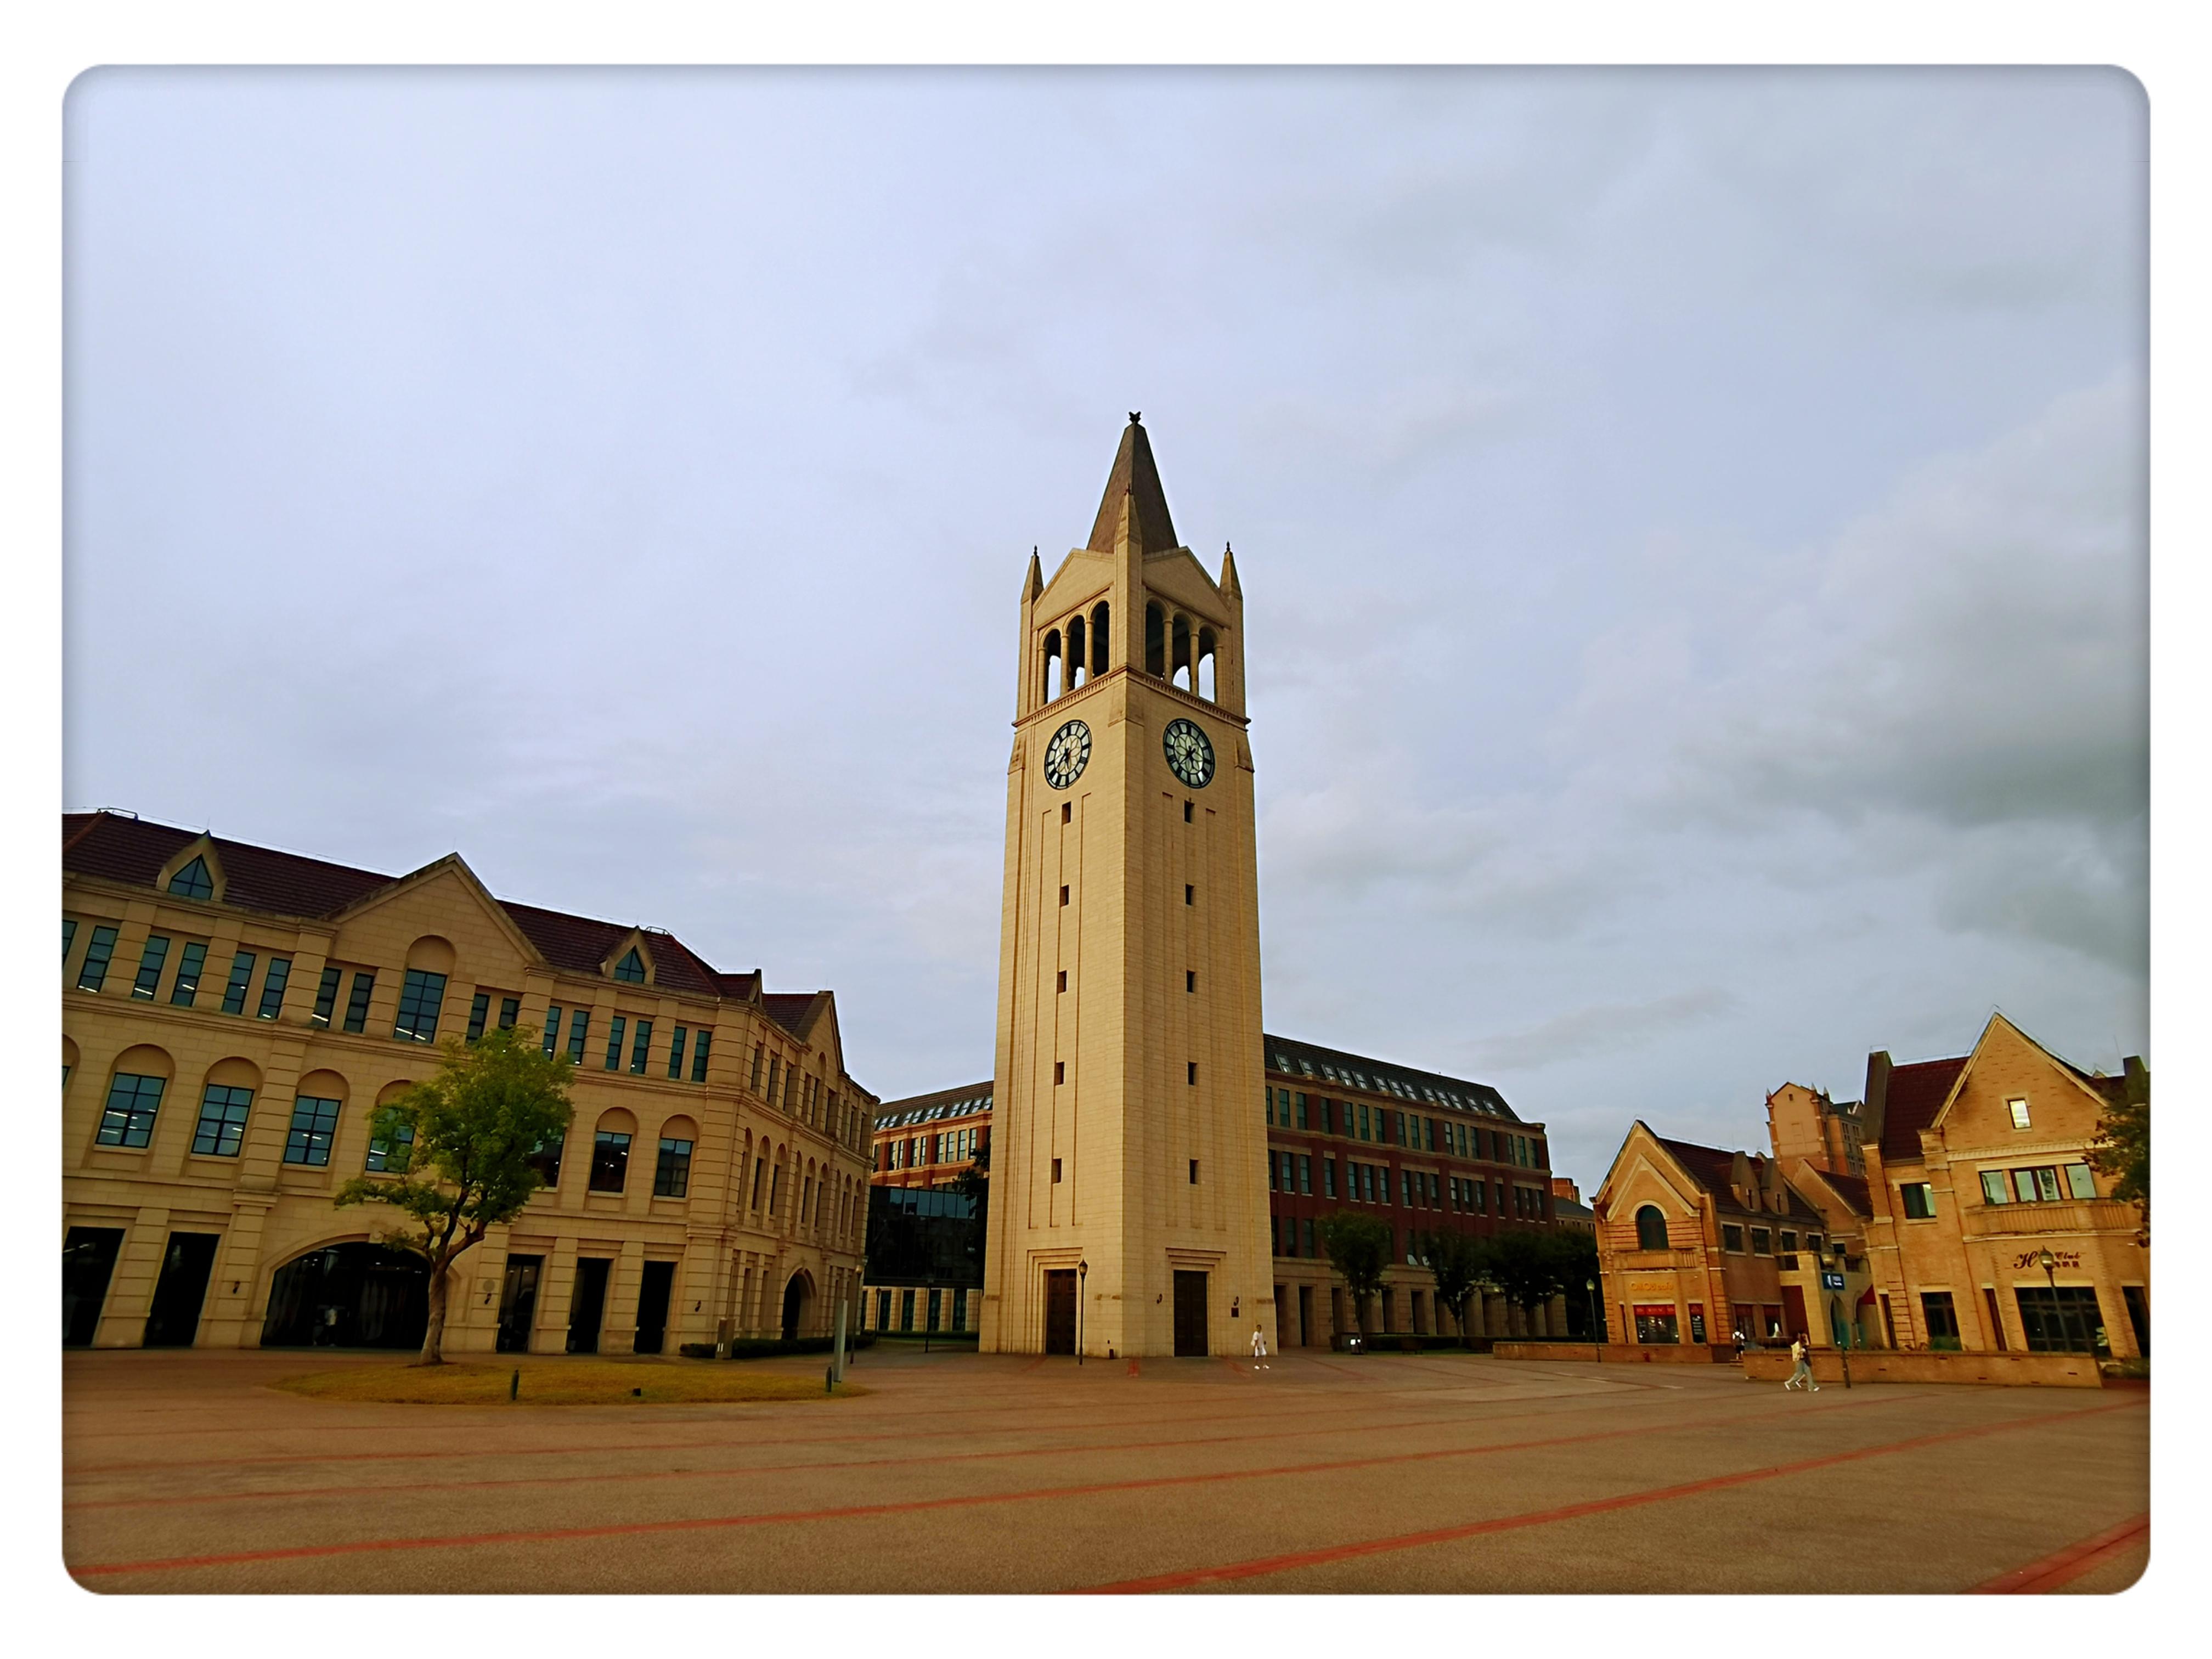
[63,67,2147,1192]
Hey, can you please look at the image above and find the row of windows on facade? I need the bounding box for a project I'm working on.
[881,1125,983,1171]
[1265,1087,1543,1167]
[1038,600,1226,702]
[1267,1214,1439,1269]
[90,1069,700,1195]
[1910,1284,2146,1357]
[871,1285,970,1333]
[66,920,866,1148]
[1893,1163,2100,1220]
[1629,1205,1831,1257]
[1268,1149,1548,1218]
[1268,1052,1500,1118]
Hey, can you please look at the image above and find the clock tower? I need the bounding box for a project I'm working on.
[977,416,1273,1358]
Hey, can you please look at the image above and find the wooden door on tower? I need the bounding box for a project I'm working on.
[1173,1270,1209,1357]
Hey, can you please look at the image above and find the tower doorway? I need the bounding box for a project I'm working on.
[1043,1269,1076,1354]
[1173,1269,1209,1356]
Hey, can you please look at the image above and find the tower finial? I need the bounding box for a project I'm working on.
[1086,417,1177,555]
[1128,410,1141,425]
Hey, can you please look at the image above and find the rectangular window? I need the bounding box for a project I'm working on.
[1751,1228,1771,1255]
[2016,1286,2108,1355]
[2014,1167,2062,1204]
[131,935,172,998]
[1054,1061,1065,1084]
[653,1137,694,1198]
[64,917,76,960]
[170,940,208,1007]
[1401,1170,1413,1205]
[95,1073,166,1148]
[690,1030,712,1083]
[1358,1103,1370,1140]
[1189,1158,1199,1185]
[668,1026,689,1079]
[1899,1182,1936,1220]
[1059,885,1069,906]
[543,1003,564,1055]
[1187,1061,1198,1085]
[75,924,120,992]
[1921,1291,1962,1351]
[1298,1154,1312,1194]
[2008,1098,2032,1130]
[566,1007,590,1063]
[630,1019,653,1074]
[284,1096,342,1166]
[1780,1231,1797,1252]
[589,1131,631,1193]
[1265,1090,1275,1127]
[1633,1305,1680,1345]
[255,956,292,1020]
[393,968,446,1042]
[1304,1218,1316,1256]
[498,996,519,1031]
[1186,970,1195,992]
[343,970,375,1032]
[751,1047,765,1091]
[368,1118,418,1174]
[605,1015,627,1070]
[467,992,492,1042]
[311,965,342,1025]
[190,1084,254,1157]
[2064,1163,2097,1200]
[1282,1150,1296,1190]
[221,950,256,1014]
[1184,884,1194,905]
[1295,1093,1309,1130]
[1980,1170,2011,1205]
[1051,1158,1063,1183]
[1323,1158,1337,1198]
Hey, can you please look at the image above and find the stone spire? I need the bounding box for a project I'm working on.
[1220,541,1240,598]
[1085,412,1180,556]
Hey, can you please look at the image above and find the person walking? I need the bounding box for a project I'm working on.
[1785,1333,1818,1391]
[1251,1323,1270,1370]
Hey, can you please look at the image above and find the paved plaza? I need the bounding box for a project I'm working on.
[63,1345,2148,1595]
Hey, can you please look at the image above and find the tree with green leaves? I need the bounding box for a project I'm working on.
[2089,1065,2149,1239]
[1413,1228,1489,1347]
[1484,1227,1575,1336]
[1547,1228,1602,1335]
[1316,1211,1394,1340]
[336,1025,575,1364]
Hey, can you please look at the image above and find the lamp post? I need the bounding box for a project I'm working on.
[1077,1259,1088,1364]
[1585,1277,1600,1362]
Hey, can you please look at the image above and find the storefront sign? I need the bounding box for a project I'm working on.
[1820,1272,1846,1290]
[2013,1249,2082,1271]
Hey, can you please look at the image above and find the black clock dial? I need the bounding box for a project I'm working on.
[1162,718,1215,789]
[1043,719,1092,789]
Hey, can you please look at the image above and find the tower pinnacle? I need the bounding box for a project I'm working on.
[1085,414,1180,556]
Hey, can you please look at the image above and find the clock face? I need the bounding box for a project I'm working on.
[1163,718,1216,789]
[1043,719,1091,789]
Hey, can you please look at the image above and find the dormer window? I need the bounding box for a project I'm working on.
[167,856,214,901]
[613,948,646,984]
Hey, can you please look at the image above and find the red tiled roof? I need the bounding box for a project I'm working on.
[1655,1135,1821,1221]
[875,1080,994,1130]
[1878,1057,1968,1163]
[1808,1169,1874,1218]
[714,970,761,1002]
[762,992,825,1036]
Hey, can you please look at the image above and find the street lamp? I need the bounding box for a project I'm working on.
[1585,1278,1600,1361]
[1077,1259,1088,1364]
[2038,1246,2057,1294]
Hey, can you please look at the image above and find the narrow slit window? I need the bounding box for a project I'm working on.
[1059,884,1070,906]
[1054,1061,1065,1085]
[1189,1159,1199,1184]
[1057,970,1067,992]
[1186,970,1196,992]
[1184,884,1195,905]
[1052,1158,1063,1183]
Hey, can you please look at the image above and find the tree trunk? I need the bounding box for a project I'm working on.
[1354,1289,1370,1338]
[416,1257,450,1366]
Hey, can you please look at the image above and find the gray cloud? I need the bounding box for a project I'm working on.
[1469,988,1742,1073]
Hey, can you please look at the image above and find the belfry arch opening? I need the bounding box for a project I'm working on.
[1197,627,1217,701]
[1067,615,1087,688]
[1090,601,1109,676]
[1146,602,1166,677]
[1042,628,1062,702]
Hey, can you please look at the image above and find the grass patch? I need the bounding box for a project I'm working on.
[273,1361,864,1407]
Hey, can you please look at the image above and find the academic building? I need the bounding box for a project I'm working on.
[61,810,876,1355]
[1593,1013,2149,1363]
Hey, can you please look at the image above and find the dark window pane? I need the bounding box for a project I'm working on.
[191,1085,255,1157]
[526,1130,565,1188]
[284,1096,342,1166]
[343,971,375,1032]
[466,992,490,1042]
[566,1008,590,1063]
[497,997,519,1031]
[64,918,77,960]
[668,1026,689,1079]
[365,1117,416,1173]
[605,1016,627,1071]
[221,951,256,1014]
[256,956,291,1019]
[167,855,214,900]
[170,941,208,1007]
[131,934,171,999]
[652,1138,693,1198]
[393,969,446,1042]
[543,1005,563,1055]
[96,1073,166,1148]
[589,1131,631,1193]
[630,1019,653,1075]
[76,925,120,992]
[311,966,342,1025]
[613,947,646,983]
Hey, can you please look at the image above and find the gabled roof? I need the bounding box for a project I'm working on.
[64,809,799,1018]
[1263,1032,1520,1122]
[1878,1056,1970,1162]
[1792,1164,1874,1219]
[762,991,828,1038]
[1654,1135,1822,1222]
[1085,415,1181,556]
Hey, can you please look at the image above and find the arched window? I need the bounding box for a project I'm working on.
[1635,1205,1669,1251]
[1066,615,1087,688]
[612,947,646,984]
[167,856,214,901]
[1043,628,1063,701]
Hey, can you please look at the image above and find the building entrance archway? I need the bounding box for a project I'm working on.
[261,1242,428,1349]
[781,1271,814,1340]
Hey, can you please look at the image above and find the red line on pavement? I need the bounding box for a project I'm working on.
[1970,1514,2148,1594]
[1074,1401,2148,1593]
[71,1392,1927,1579]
